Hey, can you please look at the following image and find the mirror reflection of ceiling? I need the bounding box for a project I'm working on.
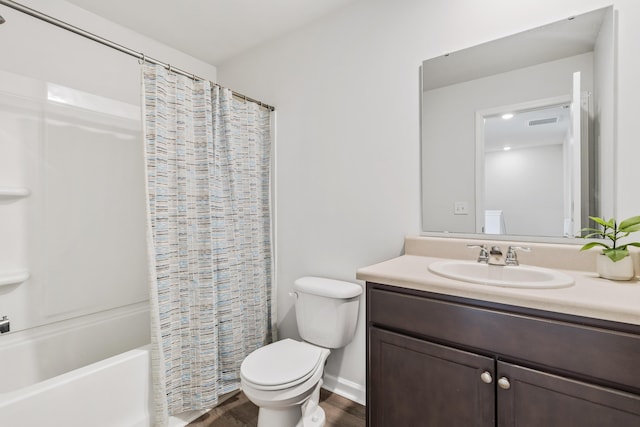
[422,9,607,91]
[484,104,570,152]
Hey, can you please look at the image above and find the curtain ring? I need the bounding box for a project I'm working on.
[168,64,172,73]
[138,53,146,65]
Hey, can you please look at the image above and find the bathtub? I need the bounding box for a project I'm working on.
[0,345,222,427]
[0,345,152,427]
[0,302,155,426]
[0,303,212,427]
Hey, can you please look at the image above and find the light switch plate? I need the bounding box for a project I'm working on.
[454,201,469,215]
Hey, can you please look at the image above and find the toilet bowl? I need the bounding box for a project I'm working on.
[241,339,330,426]
[240,277,362,427]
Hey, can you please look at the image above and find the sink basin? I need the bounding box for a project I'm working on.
[428,260,574,289]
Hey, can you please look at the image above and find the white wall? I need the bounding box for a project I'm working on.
[14,0,218,85]
[217,0,640,401]
[485,145,564,236]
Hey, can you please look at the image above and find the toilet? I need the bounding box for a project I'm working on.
[240,276,363,427]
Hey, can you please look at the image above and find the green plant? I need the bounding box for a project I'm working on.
[580,216,640,262]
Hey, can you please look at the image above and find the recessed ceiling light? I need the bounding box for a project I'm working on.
[501,113,514,120]
[503,146,512,151]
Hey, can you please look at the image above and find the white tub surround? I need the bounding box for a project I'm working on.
[357,236,640,326]
[0,187,30,198]
[0,270,29,288]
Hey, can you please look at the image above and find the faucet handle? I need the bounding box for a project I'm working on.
[505,246,531,265]
[467,244,489,263]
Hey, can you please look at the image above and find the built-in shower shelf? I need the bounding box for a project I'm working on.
[0,187,31,198]
[0,270,30,287]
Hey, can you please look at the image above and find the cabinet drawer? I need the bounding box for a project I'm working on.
[368,284,640,392]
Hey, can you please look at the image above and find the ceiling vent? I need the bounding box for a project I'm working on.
[528,117,558,126]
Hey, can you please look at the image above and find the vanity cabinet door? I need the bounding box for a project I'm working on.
[497,361,640,427]
[369,327,495,427]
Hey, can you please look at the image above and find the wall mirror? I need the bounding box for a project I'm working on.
[420,6,615,242]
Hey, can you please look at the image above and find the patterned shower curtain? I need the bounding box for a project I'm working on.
[142,64,273,426]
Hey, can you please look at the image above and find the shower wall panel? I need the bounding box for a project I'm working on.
[0,3,148,333]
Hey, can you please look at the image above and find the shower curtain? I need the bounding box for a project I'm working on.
[142,64,273,426]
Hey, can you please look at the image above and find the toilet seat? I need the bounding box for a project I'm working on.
[241,339,325,391]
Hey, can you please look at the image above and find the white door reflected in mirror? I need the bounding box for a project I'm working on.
[475,86,590,238]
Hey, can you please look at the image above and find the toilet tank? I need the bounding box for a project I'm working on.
[293,277,362,349]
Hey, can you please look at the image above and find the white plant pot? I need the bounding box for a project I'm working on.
[596,254,635,281]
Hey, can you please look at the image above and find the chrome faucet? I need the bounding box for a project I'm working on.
[468,244,531,266]
[488,246,504,265]
[505,246,531,266]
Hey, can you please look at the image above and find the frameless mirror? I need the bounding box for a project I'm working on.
[421,6,615,241]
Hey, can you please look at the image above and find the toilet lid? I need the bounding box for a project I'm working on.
[241,339,324,389]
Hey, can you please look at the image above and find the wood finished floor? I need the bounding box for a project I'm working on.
[187,389,365,427]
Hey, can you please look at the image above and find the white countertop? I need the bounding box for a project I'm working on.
[356,254,640,326]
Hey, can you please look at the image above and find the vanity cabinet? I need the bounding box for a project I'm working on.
[366,282,640,427]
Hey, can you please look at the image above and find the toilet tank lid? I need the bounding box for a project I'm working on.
[294,276,362,299]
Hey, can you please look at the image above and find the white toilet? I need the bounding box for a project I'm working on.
[240,276,362,427]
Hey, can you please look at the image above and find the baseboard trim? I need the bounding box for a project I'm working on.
[322,373,366,406]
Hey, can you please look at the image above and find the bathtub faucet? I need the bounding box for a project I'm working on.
[0,316,9,334]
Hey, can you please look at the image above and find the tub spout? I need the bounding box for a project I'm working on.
[0,316,9,334]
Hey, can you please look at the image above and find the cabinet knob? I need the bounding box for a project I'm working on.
[498,377,511,390]
[480,371,493,384]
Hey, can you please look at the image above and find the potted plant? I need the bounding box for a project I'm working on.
[580,215,640,280]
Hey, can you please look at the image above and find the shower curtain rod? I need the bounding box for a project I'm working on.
[0,0,275,111]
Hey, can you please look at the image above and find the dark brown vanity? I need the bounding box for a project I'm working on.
[366,281,640,426]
